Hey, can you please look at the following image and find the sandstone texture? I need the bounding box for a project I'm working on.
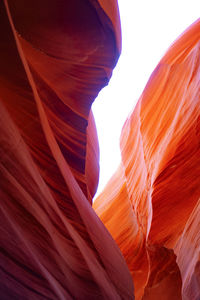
[94,18,200,300]
[1,1,200,299]
[0,1,133,299]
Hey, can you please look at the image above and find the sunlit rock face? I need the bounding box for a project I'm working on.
[94,19,200,300]
[0,1,134,299]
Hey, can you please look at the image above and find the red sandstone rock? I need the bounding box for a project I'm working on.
[175,198,200,300]
[0,1,134,299]
[1,0,200,299]
[94,19,200,299]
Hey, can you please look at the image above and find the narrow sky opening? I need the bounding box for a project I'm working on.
[92,0,199,198]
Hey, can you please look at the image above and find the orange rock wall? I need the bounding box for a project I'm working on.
[94,19,200,300]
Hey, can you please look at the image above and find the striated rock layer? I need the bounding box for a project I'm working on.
[94,19,200,299]
[0,0,134,299]
[1,0,200,299]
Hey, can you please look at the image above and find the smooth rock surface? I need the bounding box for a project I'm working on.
[1,0,200,299]
[0,1,134,299]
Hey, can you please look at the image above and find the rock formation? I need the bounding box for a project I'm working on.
[0,1,133,299]
[1,0,200,299]
[94,18,200,300]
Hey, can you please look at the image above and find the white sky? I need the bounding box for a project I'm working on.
[92,0,200,197]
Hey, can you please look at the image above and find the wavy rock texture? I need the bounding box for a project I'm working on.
[94,19,200,300]
[0,0,134,299]
[1,0,200,299]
